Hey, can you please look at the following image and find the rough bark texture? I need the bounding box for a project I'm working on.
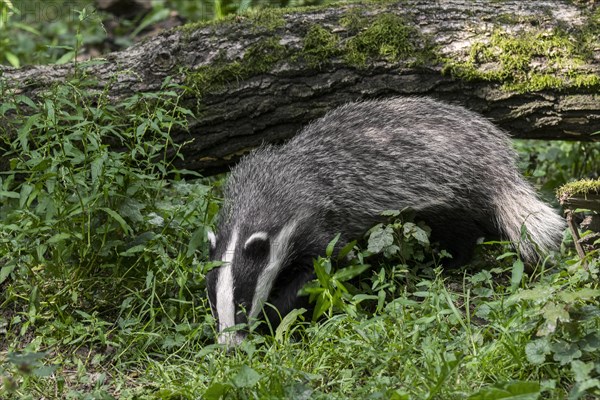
[1,0,599,174]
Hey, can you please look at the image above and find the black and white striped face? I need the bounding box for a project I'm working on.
[206,221,309,346]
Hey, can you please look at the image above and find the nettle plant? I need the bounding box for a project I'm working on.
[0,76,218,343]
[303,210,442,321]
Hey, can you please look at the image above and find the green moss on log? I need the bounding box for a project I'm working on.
[301,25,341,69]
[557,179,600,202]
[185,37,285,97]
[343,13,435,67]
[443,23,600,93]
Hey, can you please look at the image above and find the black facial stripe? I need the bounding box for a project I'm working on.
[232,257,264,326]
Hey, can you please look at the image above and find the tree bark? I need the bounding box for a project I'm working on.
[1,0,599,174]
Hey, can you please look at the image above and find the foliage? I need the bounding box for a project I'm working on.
[0,0,105,67]
[514,140,600,203]
[0,74,220,397]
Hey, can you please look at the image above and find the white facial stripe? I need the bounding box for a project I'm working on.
[244,231,268,249]
[216,228,238,344]
[249,220,298,320]
[207,230,216,249]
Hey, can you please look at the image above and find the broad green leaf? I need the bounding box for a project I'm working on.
[313,258,330,287]
[510,259,524,292]
[204,382,231,400]
[333,264,370,282]
[525,338,551,365]
[56,50,75,65]
[571,360,594,382]
[368,224,394,254]
[468,381,541,400]
[232,365,262,388]
[558,289,600,303]
[381,210,401,217]
[90,156,105,183]
[32,365,58,377]
[538,302,569,335]
[5,51,19,68]
[568,379,600,400]
[511,286,553,303]
[0,264,16,284]
[47,233,71,244]
[551,341,582,365]
[100,207,132,235]
[0,191,20,199]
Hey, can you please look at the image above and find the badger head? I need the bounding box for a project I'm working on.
[206,220,316,345]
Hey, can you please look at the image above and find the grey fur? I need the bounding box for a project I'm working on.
[207,97,565,341]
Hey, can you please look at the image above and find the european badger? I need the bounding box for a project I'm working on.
[206,97,565,345]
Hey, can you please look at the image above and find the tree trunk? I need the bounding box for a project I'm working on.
[1,0,599,174]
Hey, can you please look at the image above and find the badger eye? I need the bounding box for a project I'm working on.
[243,232,270,259]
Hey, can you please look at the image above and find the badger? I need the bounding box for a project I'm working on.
[206,97,565,345]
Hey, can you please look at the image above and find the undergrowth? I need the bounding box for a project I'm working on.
[0,2,599,399]
[0,83,598,397]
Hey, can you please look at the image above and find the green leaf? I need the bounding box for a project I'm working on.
[5,51,20,68]
[368,224,394,254]
[571,360,594,383]
[468,381,541,400]
[333,264,370,282]
[204,382,231,400]
[55,50,75,65]
[232,365,262,388]
[410,225,430,245]
[0,191,20,199]
[32,365,58,377]
[352,294,379,304]
[19,183,34,208]
[381,209,401,217]
[551,341,582,365]
[313,258,330,287]
[337,240,356,262]
[525,338,551,365]
[568,379,600,400]
[511,286,553,303]
[275,308,306,343]
[326,233,341,258]
[100,207,132,235]
[0,264,16,284]
[16,95,38,109]
[187,226,207,256]
[312,293,331,321]
[510,259,524,291]
[537,302,569,335]
[44,99,55,123]
[558,289,600,303]
[90,155,105,183]
[47,233,71,244]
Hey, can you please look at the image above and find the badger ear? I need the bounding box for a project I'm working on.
[207,229,216,250]
[244,232,270,257]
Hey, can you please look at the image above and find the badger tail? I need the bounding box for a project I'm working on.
[493,181,565,262]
